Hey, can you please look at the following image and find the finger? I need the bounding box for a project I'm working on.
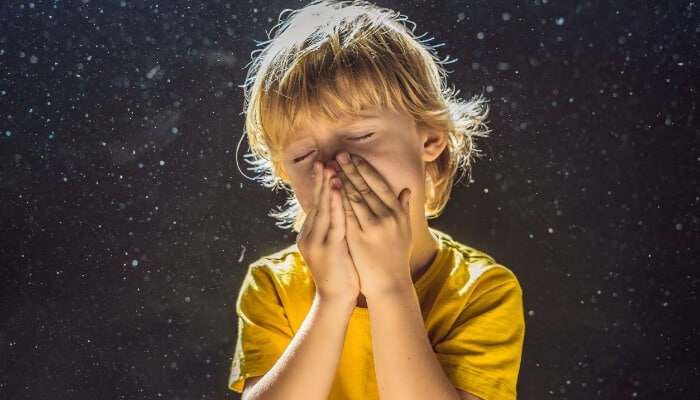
[337,167,379,225]
[299,161,324,240]
[339,176,363,233]
[398,188,411,217]
[352,155,404,210]
[327,177,346,242]
[312,167,335,243]
[336,153,389,216]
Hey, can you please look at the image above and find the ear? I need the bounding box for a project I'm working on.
[419,129,448,162]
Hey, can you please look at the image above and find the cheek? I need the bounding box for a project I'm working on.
[286,168,316,211]
[363,154,424,196]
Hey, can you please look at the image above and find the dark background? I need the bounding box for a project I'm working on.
[1,0,697,399]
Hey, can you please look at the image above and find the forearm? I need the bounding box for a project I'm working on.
[243,295,354,400]
[367,284,460,400]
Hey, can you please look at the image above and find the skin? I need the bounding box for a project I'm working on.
[242,109,482,400]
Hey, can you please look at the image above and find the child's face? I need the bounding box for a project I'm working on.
[280,108,429,218]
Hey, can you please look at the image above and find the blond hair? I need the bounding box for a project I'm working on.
[243,0,489,230]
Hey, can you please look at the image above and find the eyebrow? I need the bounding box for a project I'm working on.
[338,113,382,125]
[286,111,385,144]
[335,119,381,135]
[355,110,382,118]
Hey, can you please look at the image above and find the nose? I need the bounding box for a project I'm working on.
[325,158,340,172]
[316,141,346,169]
[316,150,340,172]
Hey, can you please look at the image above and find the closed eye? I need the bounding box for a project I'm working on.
[293,150,315,164]
[346,132,375,142]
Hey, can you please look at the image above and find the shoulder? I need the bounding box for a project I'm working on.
[429,229,521,300]
[427,231,524,399]
[250,243,304,268]
[237,243,314,302]
[244,244,308,282]
[237,243,315,329]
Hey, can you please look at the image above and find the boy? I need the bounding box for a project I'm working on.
[229,1,524,399]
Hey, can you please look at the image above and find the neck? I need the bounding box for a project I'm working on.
[408,218,439,282]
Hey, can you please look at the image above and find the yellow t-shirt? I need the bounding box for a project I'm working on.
[229,230,524,399]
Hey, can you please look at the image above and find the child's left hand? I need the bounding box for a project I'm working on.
[334,152,413,298]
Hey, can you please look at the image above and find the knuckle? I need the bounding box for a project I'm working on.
[348,192,363,203]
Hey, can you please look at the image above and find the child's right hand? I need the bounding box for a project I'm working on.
[296,161,360,305]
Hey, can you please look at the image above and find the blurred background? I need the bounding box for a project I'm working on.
[1,0,697,398]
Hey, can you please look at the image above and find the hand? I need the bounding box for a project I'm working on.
[296,161,360,305]
[335,152,413,298]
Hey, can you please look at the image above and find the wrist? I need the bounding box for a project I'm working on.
[315,290,358,314]
[362,276,415,303]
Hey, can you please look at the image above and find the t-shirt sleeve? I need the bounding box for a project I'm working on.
[229,263,294,393]
[434,267,525,400]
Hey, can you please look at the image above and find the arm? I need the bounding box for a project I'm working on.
[244,294,482,400]
[243,162,360,400]
[242,294,355,400]
[336,153,483,399]
[366,284,482,400]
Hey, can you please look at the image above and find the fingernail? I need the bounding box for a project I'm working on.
[313,161,321,174]
[330,177,341,189]
[351,155,361,165]
[337,152,350,164]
